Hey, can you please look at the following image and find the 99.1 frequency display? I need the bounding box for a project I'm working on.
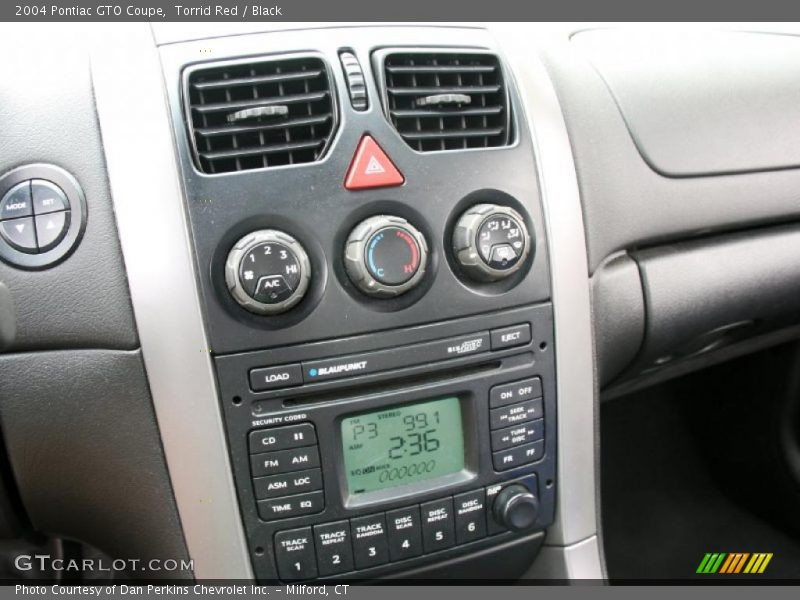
[341,397,465,495]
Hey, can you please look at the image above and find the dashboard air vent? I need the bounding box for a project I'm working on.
[186,56,336,174]
[382,52,510,152]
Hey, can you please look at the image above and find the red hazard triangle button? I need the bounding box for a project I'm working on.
[344,135,404,190]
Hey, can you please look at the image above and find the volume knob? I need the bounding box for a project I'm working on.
[344,215,428,298]
[492,484,539,532]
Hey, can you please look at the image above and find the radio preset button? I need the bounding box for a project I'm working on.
[251,446,320,477]
[490,398,543,430]
[420,497,455,553]
[248,423,317,454]
[490,323,532,350]
[258,490,324,521]
[491,419,544,451]
[314,520,354,576]
[454,489,487,545]
[249,364,303,392]
[275,527,318,581]
[492,440,545,471]
[253,468,322,500]
[351,514,389,569]
[490,377,543,409]
[385,506,423,561]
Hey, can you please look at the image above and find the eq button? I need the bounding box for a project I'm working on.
[258,490,324,521]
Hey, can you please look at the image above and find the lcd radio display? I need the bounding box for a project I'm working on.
[341,397,465,495]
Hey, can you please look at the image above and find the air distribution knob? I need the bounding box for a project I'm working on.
[225,229,311,315]
[344,215,428,298]
[453,204,532,282]
[492,484,540,532]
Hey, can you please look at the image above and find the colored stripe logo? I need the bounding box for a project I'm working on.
[697,553,773,574]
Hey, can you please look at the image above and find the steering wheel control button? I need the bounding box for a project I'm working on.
[250,446,321,478]
[351,514,390,569]
[490,323,532,350]
[31,180,69,215]
[491,420,545,452]
[0,182,33,220]
[489,377,543,409]
[344,135,404,190]
[492,440,545,471]
[0,217,37,253]
[420,497,456,552]
[274,527,318,581]
[253,468,323,501]
[249,363,304,392]
[454,490,488,545]
[248,423,317,453]
[314,520,355,577]
[386,506,423,561]
[453,204,532,282]
[344,215,428,297]
[225,229,311,315]
[34,211,70,252]
[492,484,540,532]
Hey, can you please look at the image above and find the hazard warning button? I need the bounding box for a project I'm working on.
[344,135,404,190]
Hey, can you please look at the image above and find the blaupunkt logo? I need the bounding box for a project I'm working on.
[696,553,773,574]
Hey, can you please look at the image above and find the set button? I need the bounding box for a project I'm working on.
[0,179,70,254]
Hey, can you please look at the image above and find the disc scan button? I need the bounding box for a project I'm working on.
[249,363,303,392]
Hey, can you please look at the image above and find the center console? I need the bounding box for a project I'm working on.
[157,26,558,581]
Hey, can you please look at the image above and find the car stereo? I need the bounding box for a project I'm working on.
[215,304,556,581]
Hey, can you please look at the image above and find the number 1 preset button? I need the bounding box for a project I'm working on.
[274,527,318,581]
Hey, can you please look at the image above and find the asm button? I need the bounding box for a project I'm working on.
[253,468,323,500]
[258,490,324,521]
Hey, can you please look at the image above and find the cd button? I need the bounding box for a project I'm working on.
[248,423,317,453]
[350,514,389,569]
[385,506,423,561]
[420,497,455,552]
[274,527,318,581]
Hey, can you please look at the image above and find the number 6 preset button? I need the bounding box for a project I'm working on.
[350,514,389,569]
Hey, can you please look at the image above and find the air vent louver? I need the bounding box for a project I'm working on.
[382,52,510,152]
[186,56,336,174]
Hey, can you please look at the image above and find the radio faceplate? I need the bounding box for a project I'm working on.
[216,304,557,581]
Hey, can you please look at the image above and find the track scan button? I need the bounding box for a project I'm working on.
[249,423,317,453]
[251,446,320,477]
[249,363,303,392]
[275,527,318,581]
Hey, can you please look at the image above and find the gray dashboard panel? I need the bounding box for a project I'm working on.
[0,27,138,351]
[541,28,800,273]
[573,29,800,177]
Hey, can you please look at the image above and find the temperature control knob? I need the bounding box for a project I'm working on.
[453,204,532,282]
[225,229,311,315]
[492,484,540,532]
[344,215,428,298]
